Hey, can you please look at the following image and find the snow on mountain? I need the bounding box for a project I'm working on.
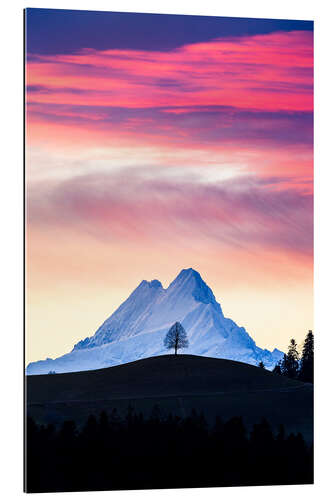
[26,268,284,374]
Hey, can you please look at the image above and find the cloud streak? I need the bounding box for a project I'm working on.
[28,170,313,257]
[26,30,313,178]
[27,103,313,149]
[26,31,313,112]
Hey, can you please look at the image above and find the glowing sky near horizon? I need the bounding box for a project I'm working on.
[25,9,313,364]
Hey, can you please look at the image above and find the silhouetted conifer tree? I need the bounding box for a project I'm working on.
[98,410,109,436]
[281,339,299,378]
[299,330,314,383]
[127,404,135,422]
[276,423,285,443]
[82,414,97,442]
[272,361,282,375]
[250,418,274,450]
[149,404,162,424]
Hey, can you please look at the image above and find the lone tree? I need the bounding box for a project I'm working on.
[164,322,189,355]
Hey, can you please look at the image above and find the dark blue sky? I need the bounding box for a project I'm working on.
[25,8,313,54]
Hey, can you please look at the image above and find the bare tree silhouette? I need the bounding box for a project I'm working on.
[164,322,189,355]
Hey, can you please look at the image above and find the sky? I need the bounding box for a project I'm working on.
[25,8,313,365]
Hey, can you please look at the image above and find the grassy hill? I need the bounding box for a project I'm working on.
[26,354,313,441]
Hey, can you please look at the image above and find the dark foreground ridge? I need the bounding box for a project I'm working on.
[26,355,313,492]
[27,354,303,401]
[26,354,313,442]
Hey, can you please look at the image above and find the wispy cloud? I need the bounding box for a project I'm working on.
[27,103,313,149]
[28,169,313,256]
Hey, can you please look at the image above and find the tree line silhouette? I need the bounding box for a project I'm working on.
[26,406,313,493]
[272,330,314,382]
[165,324,314,384]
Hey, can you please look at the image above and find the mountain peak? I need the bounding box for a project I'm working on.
[149,279,163,289]
[136,279,163,291]
[173,267,202,282]
[27,266,284,375]
[169,268,217,306]
[178,267,199,277]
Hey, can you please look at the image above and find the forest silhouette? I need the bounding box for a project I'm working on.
[26,406,313,492]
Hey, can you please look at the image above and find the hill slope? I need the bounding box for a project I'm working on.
[27,354,300,402]
[26,354,313,442]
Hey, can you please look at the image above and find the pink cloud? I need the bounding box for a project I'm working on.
[27,169,313,258]
[26,31,313,112]
[26,30,313,186]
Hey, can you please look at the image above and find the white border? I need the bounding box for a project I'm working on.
[1,1,333,499]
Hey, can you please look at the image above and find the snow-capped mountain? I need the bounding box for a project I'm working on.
[26,268,283,374]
